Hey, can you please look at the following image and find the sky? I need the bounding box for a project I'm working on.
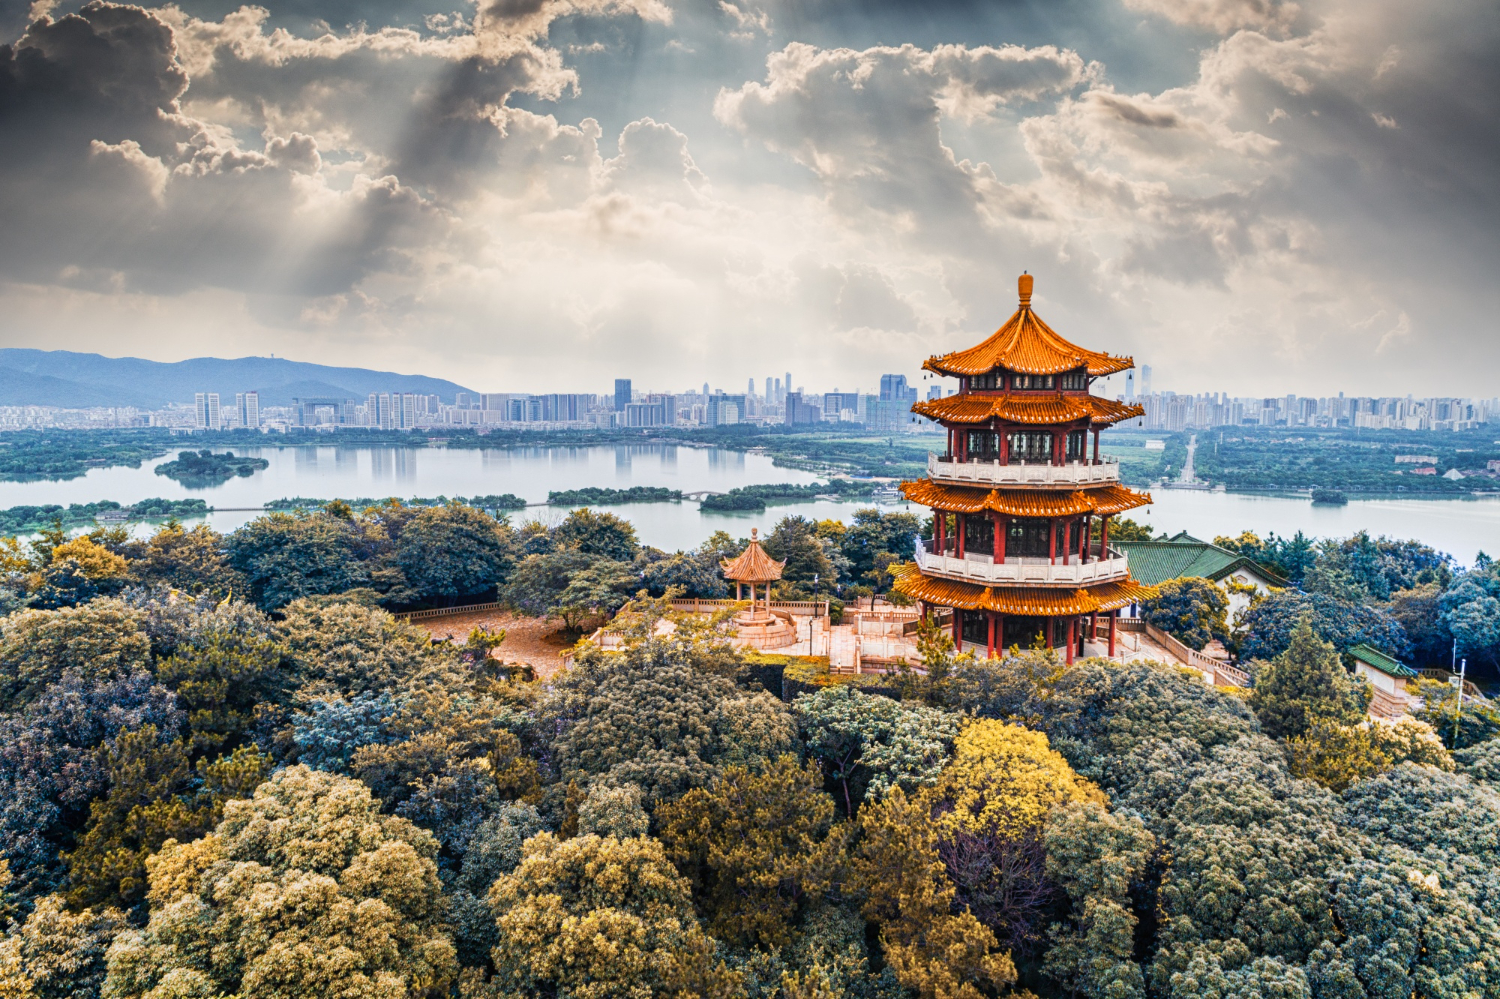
[0,0,1496,397]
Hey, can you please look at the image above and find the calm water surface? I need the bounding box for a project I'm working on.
[0,444,1495,564]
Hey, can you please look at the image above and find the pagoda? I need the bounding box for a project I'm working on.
[721,528,798,649]
[890,273,1156,663]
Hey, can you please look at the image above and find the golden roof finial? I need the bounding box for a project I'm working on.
[1018,272,1033,308]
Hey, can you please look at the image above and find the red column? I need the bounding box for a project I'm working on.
[936,512,946,553]
[992,514,1003,561]
[1000,429,1010,464]
[1100,515,1110,556]
[1049,519,1057,564]
[1108,612,1117,657]
[1079,518,1088,561]
[1062,519,1071,564]
[1052,431,1062,465]
[1066,617,1076,664]
[957,513,966,559]
[921,602,929,622]
[1093,428,1100,465]
[987,612,996,659]
[952,607,963,647]
[997,516,1008,561]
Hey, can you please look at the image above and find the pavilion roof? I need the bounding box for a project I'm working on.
[923,275,1135,378]
[911,393,1144,428]
[899,480,1151,517]
[720,528,785,583]
[1347,643,1419,679]
[890,563,1156,614]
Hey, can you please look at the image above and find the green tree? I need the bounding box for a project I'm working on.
[275,598,457,701]
[10,895,126,999]
[1095,517,1153,542]
[394,503,516,602]
[0,600,151,708]
[764,516,835,587]
[792,686,959,816]
[1249,617,1371,739]
[1410,677,1500,749]
[487,832,735,999]
[103,766,457,999]
[657,756,849,948]
[131,521,244,597]
[553,508,639,560]
[1141,577,1229,650]
[153,630,288,754]
[502,550,600,621]
[852,787,1016,999]
[225,511,375,610]
[64,731,267,910]
[1283,720,1392,791]
[552,558,638,630]
[1042,801,1155,999]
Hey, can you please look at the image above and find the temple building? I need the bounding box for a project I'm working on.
[721,527,799,649]
[890,273,1157,662]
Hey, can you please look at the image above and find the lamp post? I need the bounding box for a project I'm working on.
[1453,658,1467,746]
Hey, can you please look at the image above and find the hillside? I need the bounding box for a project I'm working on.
[0,349,477,408]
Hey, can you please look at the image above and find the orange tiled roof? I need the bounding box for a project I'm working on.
[911,393,1144,428]
[923,275,1134,378]
[898,480,1151,517]
[720,529,785,583]
[890,563,1156,614]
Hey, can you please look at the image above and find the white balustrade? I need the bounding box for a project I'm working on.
[913,537,1130,586]
[928,453,1120,487]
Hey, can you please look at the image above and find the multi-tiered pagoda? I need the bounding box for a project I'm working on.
[891,274,1156,663]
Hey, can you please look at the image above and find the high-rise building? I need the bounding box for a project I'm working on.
[1125,371,1135,401]
[879,374,917,403]
[705,394,747,427]
[400,393,417,429]
[784,393,822,425]
[376,393,394,430]
[1140,365,1152,395]
[194,392,222,431]
[235,391,260,429]
[765,377,773,401]
[614,379,632,411]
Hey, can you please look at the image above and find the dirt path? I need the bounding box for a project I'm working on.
[413,609,576,678]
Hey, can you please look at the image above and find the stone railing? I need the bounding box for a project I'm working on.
[669,598,829,617]
[394,601,501,622]
[915,537,1130,586]
[928,453,1120,488]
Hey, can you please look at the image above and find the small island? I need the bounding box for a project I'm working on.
[1310,488,1349,505]
[155,449,269,485]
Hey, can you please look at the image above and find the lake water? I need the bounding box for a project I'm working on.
[1,444,1496,565]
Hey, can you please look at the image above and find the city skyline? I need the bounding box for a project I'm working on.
[0,0,1496,394]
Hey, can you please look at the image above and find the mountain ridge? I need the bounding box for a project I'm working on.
[0,349,478,409]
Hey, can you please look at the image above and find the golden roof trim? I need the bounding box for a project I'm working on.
[720,527,786,583]
[890,563,1156,614]
[898,480,1152,517]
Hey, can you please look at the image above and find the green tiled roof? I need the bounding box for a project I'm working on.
[1114,533,1287,588]
[1347,643,1418,678]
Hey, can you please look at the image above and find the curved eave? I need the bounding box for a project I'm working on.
[891,563,1157,614]
[899,480,1152,518]
[720,542,785,583]
[921,307,1135,379]
[911,394,1145,428]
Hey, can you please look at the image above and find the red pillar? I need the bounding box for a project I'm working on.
[1000,430,1010,465]
[952,607,963,647]
[1108,612,1117,657]
[987,612,996,659]
[1062,519,1071,564]
[1049,519,1057,564]
[1079,518,1088,561]
[920,602,929,623]
[996,516,1008,562]
[956,513,966,559]
[1093,428,1100,465]
[1100,515,1110,556]
[936,512,946,553]
[1066,617,1076,664]
[1052,431,1062,465]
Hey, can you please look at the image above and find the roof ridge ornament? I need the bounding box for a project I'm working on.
[1019,272,1033,308]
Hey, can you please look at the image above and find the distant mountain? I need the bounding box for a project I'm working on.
[0,350,477,409]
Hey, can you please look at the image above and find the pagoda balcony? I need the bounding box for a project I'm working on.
[928,453,1120,488]
[914,537,1131,586]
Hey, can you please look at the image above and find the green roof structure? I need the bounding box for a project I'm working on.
[1113,532,1288,589]
[1347,643,1419,679]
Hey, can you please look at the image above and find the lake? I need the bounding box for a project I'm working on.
[0,444,1495,565]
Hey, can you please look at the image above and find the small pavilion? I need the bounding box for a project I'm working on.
[720,528,797,648]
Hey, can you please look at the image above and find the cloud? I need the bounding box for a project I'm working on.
[1122,0,1302,35]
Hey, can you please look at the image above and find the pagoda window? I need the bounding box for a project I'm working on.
[1065,429,1087,462]
[969,372,1001,390]
[1006,431,1052,464]
[1006,518,1052,558]
[961,611,989,647]
[965,430,1002,460]
[1012,373,1055,390]
[963,514,994,553]
[1058,369,1087,391]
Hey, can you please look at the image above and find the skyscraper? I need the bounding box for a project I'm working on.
[879,374,916,403]
[1141,365,1152,395]
[614,379,632,411]
[1125,371,1135,401]
[236,391,259,429]
[784,372,791,401]
[400,393,417,429]
[195,392,222,431]
[765,377,773,401]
